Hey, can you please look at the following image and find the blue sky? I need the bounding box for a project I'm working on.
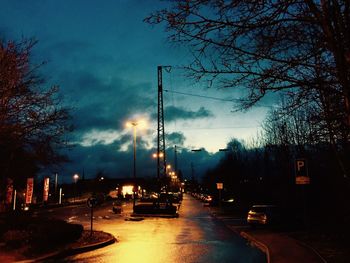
[0,0,270,182]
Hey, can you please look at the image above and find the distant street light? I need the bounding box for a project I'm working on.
[73,173,79,203]
[152,152,164,159]
[73,173,79,182]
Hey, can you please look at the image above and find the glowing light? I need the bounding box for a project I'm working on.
[73,174,79,182]
[152,152,164,158]
[125,119,147,129]
[122,185,134,196]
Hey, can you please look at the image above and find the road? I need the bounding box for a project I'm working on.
[40,194,266,263]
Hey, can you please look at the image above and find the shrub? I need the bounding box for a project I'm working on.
[29,220,83,249]
[3,229,30,248]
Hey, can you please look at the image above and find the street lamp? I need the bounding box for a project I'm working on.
[73,173,79,203]
[152,152,164,159]
[126,120,146,209]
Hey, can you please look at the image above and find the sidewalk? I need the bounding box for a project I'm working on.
[239,229,325,263]
[209,207,326,263]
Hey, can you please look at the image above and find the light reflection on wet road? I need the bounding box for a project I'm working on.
[60,194,265,263]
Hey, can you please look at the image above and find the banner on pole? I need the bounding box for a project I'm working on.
[43,177,50,202]
[26,178,34,204]
[5,178,14,205]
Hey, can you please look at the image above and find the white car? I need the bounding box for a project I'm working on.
[247,205,281,225]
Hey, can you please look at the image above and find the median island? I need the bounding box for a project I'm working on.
[0,213,115,262]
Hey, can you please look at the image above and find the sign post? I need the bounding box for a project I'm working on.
[295,159,310,185]
[59,188,62,204]
[87,197,96,237]
[13,190,17,211]
[216,183,223,208]
[295,158,310,228]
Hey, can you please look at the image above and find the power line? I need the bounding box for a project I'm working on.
[164,89,239,102]
[164,89,275,108]
[168,125,261,131]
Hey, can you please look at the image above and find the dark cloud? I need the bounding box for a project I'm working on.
[165,132,186,146]
[57,140,220,183]
[166,106,213,121]
[151,106,214,122]
[58,135,160,182]
[56,71,156,133]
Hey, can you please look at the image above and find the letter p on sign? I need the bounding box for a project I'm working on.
[297,160,305,172]
[295,159,307,176]
[295,159,310,184]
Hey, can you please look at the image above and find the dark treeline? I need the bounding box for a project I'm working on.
[202,104,350,232]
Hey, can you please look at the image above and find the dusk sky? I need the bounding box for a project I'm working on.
[0,0,273,182]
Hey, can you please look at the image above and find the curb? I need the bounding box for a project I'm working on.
[130,213,179,218]
[17,232,116,263]
[240,231,271,263]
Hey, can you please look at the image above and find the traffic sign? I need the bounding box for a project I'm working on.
[216,183,223,189]
[295,159,310,184]
[87,197,97,208]
[86,197,96,237]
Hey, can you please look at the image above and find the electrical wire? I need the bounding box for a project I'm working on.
[164,89,275,108]
[164,89,239,102]
[167,125,262,131]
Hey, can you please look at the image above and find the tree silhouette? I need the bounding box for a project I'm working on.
[0,38,71,197]
[146,0,350,145]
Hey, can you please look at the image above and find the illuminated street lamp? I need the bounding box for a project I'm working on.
[126,119,146,209]
[152,152,164,159]
[73,173,79,182]
[73,173,79,203]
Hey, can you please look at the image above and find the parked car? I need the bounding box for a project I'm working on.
[247,205,281,225]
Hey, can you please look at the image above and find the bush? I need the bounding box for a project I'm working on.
[29,220,83,248]
[3,229,30,248]
[0,214,83,253]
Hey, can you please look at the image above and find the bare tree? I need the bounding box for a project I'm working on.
[145,0,350,141]
[0,38,71,189]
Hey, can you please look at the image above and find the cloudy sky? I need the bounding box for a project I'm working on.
[0,0,271,182]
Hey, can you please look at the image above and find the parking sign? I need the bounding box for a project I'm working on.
[295,159,310,184]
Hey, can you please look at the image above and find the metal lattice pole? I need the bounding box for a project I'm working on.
[157,66,171,194]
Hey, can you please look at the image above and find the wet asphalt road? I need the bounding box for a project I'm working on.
[43,194,266,263]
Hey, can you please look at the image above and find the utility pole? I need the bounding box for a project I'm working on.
[191,162,195,182]
[54,172,58,202]
[157,66,171,194]
[174,145,178,176]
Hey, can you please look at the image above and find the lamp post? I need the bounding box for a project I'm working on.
[126,121,140,210]
[73,173,79,203]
